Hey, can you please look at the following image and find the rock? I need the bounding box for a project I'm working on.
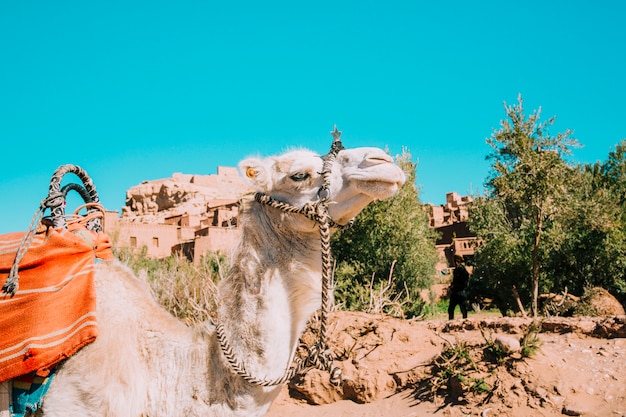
[288,357,398,405]
[548,393,564,407]
[540,287,625,318]
[575,287,626,316]
[494,334,521,353]
[288,312,449,405]
[562,402,586,416]
[121,169,253,220]
[534,386,549,401]
[288,369,343,405]
[594,316,626,338]
[342,367,397,403]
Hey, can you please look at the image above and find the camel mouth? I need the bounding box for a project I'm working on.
[346,148,406,191]
[351,165,406,198]
[357,179,402,199]
[368,176,406,187]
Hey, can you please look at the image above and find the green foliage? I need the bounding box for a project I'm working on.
[542,165,626,302]
[114,245,158,275]
[472,136,626,314]
[469,197,530,315]
[422,299,450,318]
[471,94,581,316]
[470,378,491,395]
[430,341,491,396]
[598,139,626,209]
[331,149,438,318]
[578,140,626,304]
[481,322,541,366]
[520,321,542,358]
[432,341,474,386]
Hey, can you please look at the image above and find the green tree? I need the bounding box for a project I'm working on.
[468,196,529,315]
[474,95,580,316]
[598,140,626,217]
[331,149,439,317]
[472,137,626,316]
[599,141,626,301]
[572,141,626,302]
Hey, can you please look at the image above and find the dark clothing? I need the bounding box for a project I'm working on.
[448,265,469,319]
[448,291,468,319]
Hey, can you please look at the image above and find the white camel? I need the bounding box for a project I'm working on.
[40,139,406,417]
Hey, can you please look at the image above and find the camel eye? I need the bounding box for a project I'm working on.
[290,172,310,182]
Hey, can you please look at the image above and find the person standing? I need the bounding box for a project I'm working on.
[448,255,469,319]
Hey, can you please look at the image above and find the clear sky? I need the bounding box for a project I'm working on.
[1,1,625,234]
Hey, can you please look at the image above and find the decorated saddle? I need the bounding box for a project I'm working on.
[0,225,112,381]
[0,164,113,416]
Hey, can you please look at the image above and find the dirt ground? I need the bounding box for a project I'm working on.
[266,312,626,417]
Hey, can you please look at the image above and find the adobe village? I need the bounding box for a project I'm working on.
[104,166,476,275]
[100,166,626,417]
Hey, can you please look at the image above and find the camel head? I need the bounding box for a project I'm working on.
[239,141,406,227]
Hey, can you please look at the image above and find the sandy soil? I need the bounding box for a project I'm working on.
[266,313,626,417]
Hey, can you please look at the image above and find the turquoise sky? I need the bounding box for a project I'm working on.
[1,1,625,233]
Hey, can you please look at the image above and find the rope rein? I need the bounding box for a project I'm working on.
[216,126,350,387]
[252,193,354,231]
[215,321,339,387]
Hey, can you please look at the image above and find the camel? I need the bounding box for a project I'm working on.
[39,136,406,417]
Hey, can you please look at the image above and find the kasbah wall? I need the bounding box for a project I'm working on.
[103,166,254,264]
[104,167,480,274]
[426,192,482,282]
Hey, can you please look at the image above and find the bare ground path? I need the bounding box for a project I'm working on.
[267,312,626,417]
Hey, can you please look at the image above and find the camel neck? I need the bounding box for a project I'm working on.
[216,198,323,382]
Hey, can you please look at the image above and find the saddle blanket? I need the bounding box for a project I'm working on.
[0,227,113,383]
[0,368,56,417]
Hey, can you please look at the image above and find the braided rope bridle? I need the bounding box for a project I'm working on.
[216,126,352,387]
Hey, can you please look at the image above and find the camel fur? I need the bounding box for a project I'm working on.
[40,145,406,417]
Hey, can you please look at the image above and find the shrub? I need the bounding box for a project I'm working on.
[113,247,225,325]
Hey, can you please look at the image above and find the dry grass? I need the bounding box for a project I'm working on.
[361,261,413,318]
[115,247,225,325]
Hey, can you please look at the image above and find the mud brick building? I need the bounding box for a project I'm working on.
[105,170,480,276]
[104,167,253,263]
[426,192,481,279]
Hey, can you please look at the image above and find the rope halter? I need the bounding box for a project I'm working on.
[216,126,353,387]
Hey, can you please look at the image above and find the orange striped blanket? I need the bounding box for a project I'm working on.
[0,227,113,382]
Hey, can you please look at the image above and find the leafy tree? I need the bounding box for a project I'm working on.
[598,141,626,301]
[473,94,580,316]
[567,141,626,303]
[468,196,530,315]
[331,149,439,317]
[597,140,626,219]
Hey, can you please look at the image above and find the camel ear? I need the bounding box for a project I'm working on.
[238,157,273,192]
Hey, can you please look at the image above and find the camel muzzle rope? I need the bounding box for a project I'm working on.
[216,126,352,387]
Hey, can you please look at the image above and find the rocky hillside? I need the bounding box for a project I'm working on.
[120,168,253,223]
